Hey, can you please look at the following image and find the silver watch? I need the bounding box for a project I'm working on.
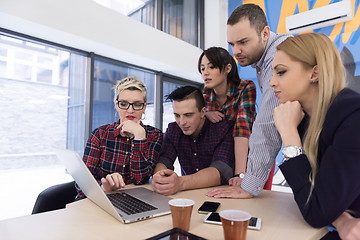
[233,173,245,178]
[282,145,303,160]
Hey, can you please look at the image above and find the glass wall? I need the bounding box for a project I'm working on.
[0,34,88,167]
[0,32,88,220]
[0,29,201,220]
[128,0,156,27]
[162,0,200,47]
[95,0,204,48]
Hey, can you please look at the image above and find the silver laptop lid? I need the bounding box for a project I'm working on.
[55,149,171,223]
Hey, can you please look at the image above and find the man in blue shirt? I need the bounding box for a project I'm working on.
[151,86,235,195]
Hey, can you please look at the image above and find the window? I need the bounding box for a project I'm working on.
[128,0,156,27]
[162,0,201,47]
[0,29,199,220]
[95,0,204,48]
[0,36,70,85]
[0,60,6,77]
[0,47,7,56]
[37,68,53,83]
[0,32,87,220]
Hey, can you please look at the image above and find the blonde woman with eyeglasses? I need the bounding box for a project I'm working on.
[76,76,163,199]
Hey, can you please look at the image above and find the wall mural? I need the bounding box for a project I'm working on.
[228,0,360,191]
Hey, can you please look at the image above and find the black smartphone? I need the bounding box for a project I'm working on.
[198,201,221,214]
[203,212,262,230]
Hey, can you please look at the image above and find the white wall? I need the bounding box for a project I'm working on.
[0,0,229,83]
[204,0,228,49]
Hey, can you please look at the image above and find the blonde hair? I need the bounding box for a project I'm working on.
[113,76,147,102]
[277,33,345,198]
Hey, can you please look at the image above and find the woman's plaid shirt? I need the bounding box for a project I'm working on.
[82,121,163,186]
[203,80,257,138]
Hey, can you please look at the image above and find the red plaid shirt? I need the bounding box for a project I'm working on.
[76,121,163,198]
[203,80,256,138]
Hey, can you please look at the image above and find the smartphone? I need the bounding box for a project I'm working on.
[198,201,221,214]
[203,212,262,230]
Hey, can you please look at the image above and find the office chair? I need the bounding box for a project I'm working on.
[32,181,77,214]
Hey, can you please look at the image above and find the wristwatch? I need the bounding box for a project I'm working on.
[233,173,245,178]
[282,145,303,161]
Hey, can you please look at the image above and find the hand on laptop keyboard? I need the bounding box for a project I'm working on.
[101,173,126,192]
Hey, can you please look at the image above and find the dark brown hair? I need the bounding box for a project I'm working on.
[227,3,268,36]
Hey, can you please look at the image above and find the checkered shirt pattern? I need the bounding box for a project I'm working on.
[159,119,235,184]
[203,80,256,138]
[77,121,163,197]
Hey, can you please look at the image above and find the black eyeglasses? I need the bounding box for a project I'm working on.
[116,101,145,111]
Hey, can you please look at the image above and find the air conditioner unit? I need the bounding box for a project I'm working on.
[286,0,352,34]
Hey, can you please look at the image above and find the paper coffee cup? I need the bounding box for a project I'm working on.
[168,198,195,231]
[219,209,251,240]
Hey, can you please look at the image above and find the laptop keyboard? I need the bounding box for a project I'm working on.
[107,192,157,215]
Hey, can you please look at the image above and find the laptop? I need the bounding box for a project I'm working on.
[55,149,172,223]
